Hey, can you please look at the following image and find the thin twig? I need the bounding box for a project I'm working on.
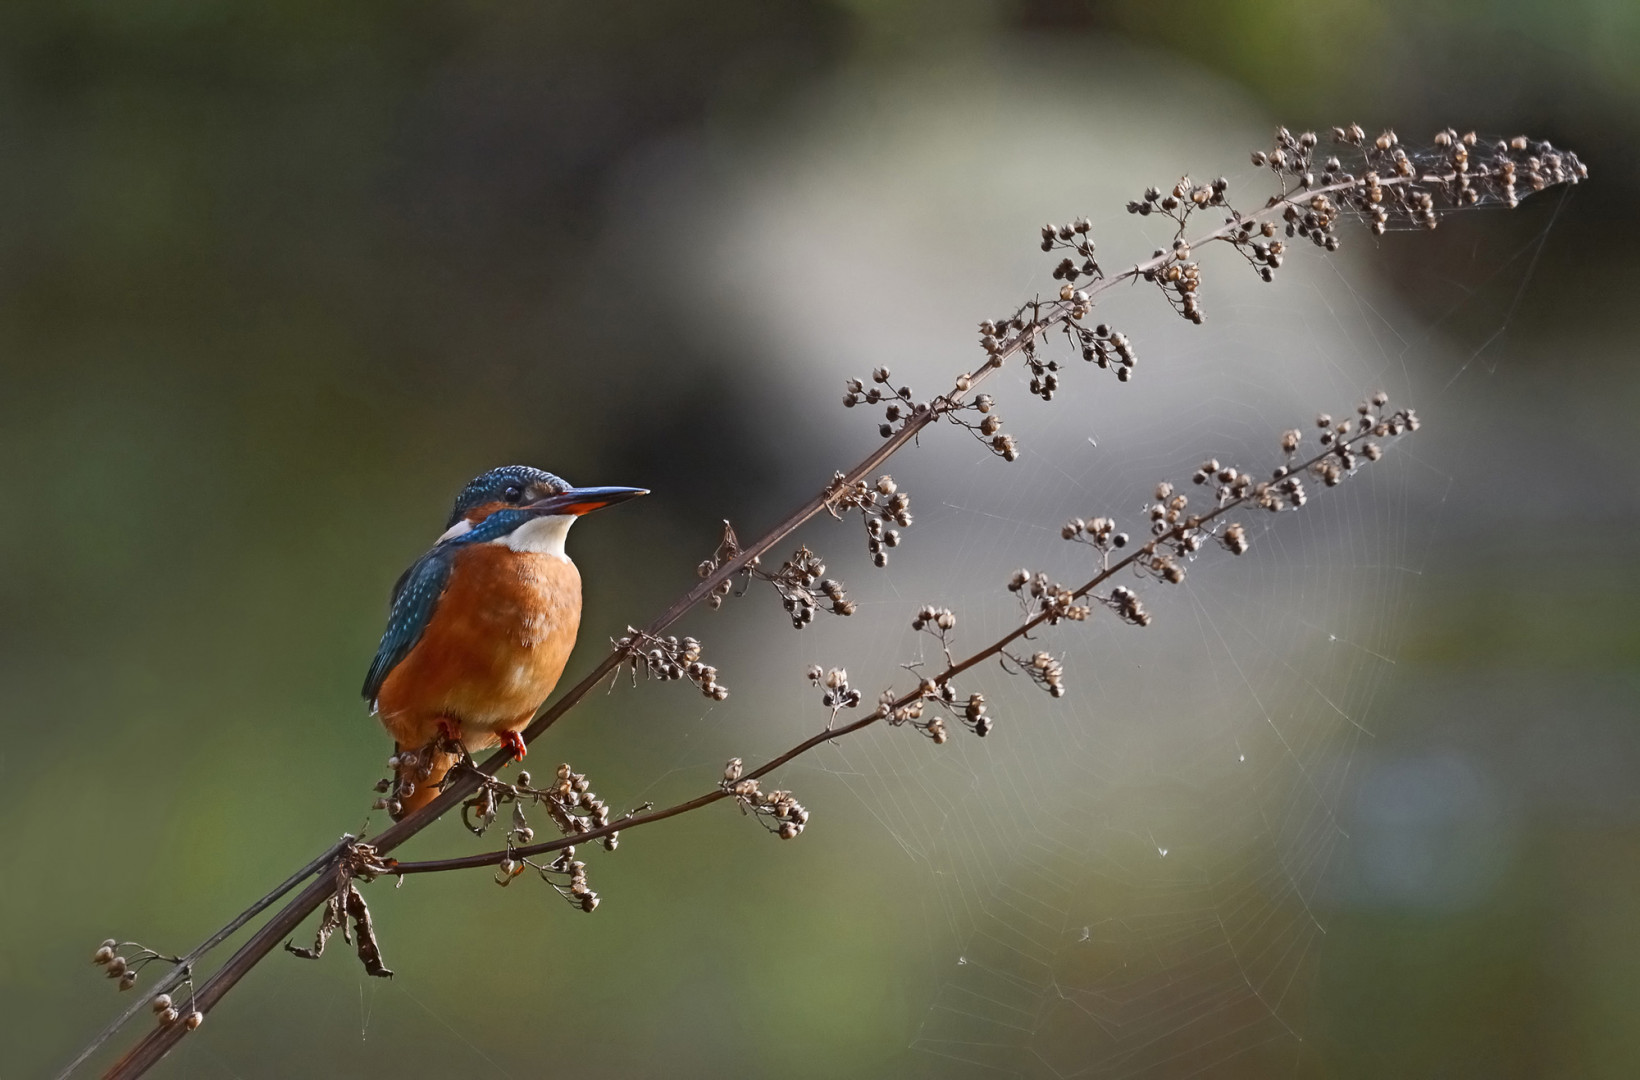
[56,836,352,1080]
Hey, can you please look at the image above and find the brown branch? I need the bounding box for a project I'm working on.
[84,129,1581,1079]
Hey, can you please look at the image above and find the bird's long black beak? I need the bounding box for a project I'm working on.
[525,485,648,517]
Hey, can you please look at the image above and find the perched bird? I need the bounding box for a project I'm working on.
[364,466,646,818]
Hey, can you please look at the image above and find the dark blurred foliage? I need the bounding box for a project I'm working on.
[0,1,851,778]
[3,1,1637,1077]
[0,0,847,646]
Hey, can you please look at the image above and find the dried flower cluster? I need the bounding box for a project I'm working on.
[945,387,1020,460]
[694,520,744,610]
[1062,514,1127,545]
[959,691,994,737]
[1127,179,1226,322]
[375,747,432,816]
[497,847,601,912]
[1105,585,1152,628]
[1064,321,1137,382]
[487,782,607,912]
[880,687,941,742]
[93,941,162,994]
[924,686,1001,741]
[451,764,641,911]
[145,993,198,1032]
[759,545,856,625]
[807,665,862,723]
[910,603,959,663]
[466,764,625,853]
[844,366,927,442]
[875,673,1004,745]
[1008,569,1093,625]
[721,758,809,840]
[694,519,863,627]
[1011,650,1067,698]
[826,471,911,568]
[616,629,728,700]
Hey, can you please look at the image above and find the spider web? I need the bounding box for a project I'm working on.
[811,407,1412,1079]
[611,44,1544,1079]
[766,341,1420,1080]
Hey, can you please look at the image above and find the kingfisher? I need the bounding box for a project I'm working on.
[363,465,646,819]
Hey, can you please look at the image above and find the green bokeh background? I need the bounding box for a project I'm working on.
[3,2,1636,1077]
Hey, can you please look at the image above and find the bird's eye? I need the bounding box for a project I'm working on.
[503,485,524,503]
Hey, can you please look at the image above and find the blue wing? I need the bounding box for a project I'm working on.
[360,511,534,707]
[362,548,455,708]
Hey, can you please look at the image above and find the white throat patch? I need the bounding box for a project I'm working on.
[497,514,576,560]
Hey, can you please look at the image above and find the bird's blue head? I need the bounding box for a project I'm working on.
[439,465,647,551]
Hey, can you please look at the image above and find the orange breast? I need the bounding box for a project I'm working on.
[374,545,582,751]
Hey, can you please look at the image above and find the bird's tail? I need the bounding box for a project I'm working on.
[391,744,461,820]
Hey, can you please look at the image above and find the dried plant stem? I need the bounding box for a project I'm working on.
[81,129,1581,1079]
[56,837,353,1080]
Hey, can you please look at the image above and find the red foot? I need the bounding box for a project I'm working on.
[500,730,528,760]
[436,717,462,748]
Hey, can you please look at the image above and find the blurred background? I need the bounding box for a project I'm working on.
[3,2,1636,1078]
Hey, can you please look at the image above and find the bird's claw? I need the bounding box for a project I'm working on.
[500,730,528,761]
